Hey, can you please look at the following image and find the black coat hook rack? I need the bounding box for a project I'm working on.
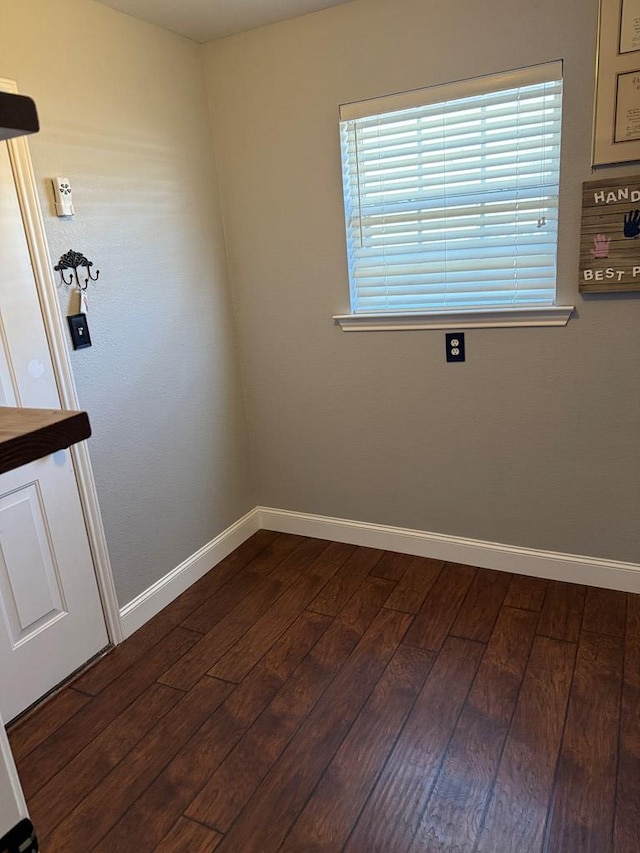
[54,249,99,291]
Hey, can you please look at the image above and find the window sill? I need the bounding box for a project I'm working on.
[333,305,574,332]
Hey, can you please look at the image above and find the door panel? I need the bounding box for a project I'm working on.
[0,139,108,721]
[0,148,58,411]
[0,481,66,644]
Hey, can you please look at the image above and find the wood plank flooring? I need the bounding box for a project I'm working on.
[7,530,639,852]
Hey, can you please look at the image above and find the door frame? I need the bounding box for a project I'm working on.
[0,718,27,829]
[1,77,122,646]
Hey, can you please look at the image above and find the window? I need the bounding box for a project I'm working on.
[336,62,572,330]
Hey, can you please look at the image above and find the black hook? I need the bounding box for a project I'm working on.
[60,268,75,287]
[55,249,100,291]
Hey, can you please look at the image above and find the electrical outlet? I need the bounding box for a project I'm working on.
[445,332,465,362]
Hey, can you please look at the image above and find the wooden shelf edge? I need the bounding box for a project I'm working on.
[0,407,91,475]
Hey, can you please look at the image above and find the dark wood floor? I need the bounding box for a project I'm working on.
[7,530,639,852]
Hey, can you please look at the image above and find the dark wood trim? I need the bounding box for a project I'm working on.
[0,406,91,474]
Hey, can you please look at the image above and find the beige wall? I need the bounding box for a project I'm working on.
[205,0,640,564]
[0,0,254,604]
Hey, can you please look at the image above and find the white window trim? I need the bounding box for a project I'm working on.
[333,304,574,331]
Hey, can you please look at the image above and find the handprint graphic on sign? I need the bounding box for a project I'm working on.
[591,234,611,258]
[623,209,640,238]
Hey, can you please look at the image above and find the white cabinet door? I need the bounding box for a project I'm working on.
[0,141,108,722]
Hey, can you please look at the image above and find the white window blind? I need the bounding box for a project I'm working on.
[339,63,563,314]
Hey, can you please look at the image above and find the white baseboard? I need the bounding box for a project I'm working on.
[257,506,640,594]
[119,508,260,639]
[118,504,640,643]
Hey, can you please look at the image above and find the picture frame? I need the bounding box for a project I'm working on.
[593,0,640,165]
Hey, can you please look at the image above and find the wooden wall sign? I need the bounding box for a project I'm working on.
[579,175,640,292]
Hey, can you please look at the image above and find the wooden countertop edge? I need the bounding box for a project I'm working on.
[0,407,91,475]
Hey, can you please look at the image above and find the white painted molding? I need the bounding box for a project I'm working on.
[2,77,123,645]
[0,715,27,833]
[333,305,574,331]
[119,508,261,639]
[257,507,640,593]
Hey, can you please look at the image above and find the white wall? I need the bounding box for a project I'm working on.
[0,0,255,604]
[204,0,640,565]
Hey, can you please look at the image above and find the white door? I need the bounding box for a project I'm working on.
[0,140,108,722]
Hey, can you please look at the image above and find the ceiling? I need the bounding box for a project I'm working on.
[96,0,355,42]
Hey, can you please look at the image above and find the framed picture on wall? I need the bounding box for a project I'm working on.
[594,0,640,164]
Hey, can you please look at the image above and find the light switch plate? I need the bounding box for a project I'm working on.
[67,313,92,350]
